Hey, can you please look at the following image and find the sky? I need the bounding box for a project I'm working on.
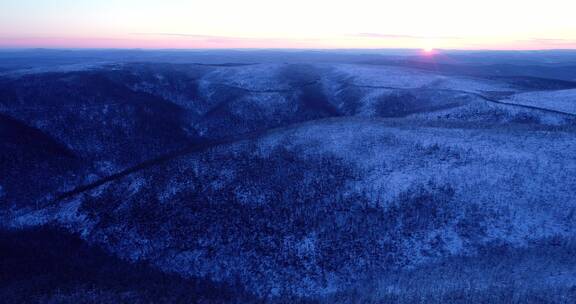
[0,0,575,50]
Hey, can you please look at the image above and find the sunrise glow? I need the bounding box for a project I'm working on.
[1,0,575,49]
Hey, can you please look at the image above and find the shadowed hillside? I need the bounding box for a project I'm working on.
[1,50,575,302]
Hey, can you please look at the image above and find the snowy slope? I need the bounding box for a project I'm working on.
[506,89,576,115]
[7,118,575,298]
[2,59,576,302]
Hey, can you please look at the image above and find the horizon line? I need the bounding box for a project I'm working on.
[1,47,576,52]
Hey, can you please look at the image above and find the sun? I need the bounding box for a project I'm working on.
[423,47,434,53]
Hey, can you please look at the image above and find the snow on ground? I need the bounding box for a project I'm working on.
[256,118,576,245]
[506,89,576,114]
[200,63,291,91]
[329,64,516,93]
[0,62,110,78]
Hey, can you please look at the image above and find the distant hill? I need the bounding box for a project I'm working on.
[1,52,576,302]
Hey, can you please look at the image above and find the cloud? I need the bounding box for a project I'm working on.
[132,32,464,42]
[525,38,576,44]
[128,33,326,45]
[131,33,228,39]
[127,33,330,48]
[353,33,462,40]
[513,38,576,47]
